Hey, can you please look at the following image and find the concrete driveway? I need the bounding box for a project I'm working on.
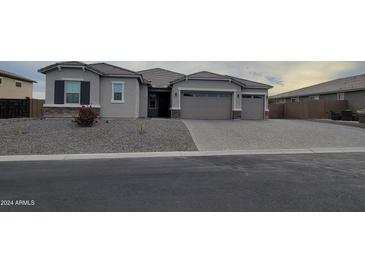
[183,119,365,151]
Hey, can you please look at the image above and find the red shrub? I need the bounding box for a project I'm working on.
[74,106,98,127]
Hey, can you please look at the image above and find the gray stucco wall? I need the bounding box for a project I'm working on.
[45,68,100,105]
[171,80,242,110]
[99,77,140,118]
[344,90,365,111]
[139,84,148,118]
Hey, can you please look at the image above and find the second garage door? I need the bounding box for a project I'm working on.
[242,95,264,120]
[181,91,232,120]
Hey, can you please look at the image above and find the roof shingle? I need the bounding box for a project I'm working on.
[88,63,139,76]
[138,68,184,87]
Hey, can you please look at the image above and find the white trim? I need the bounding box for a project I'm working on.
[43,104,101,108]
[241,91,268,95]
[233,91,237,110]
[178,89,181,109]
[178,87,237,92]
[62,78,84,81]
[111,81,125,103]
[233,108,242,111]
[170,107,181,110]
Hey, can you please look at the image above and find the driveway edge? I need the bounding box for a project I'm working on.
[181,119,201,150]
[1,147,365,162]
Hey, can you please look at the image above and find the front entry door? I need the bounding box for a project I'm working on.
[148,92,171,118]
[158,92,170,117]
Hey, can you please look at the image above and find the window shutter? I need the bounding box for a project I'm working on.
[54,80,65,104]
[80,81,90,105]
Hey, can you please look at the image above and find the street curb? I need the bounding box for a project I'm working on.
[1,147,365,162]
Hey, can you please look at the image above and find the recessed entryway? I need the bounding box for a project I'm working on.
[148,91,171,118]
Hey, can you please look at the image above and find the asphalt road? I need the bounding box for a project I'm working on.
[1,152,365,211]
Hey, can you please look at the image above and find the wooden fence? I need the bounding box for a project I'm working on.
[269,100,348,119]
[0,97,44,119]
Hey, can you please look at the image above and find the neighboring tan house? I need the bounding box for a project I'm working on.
[270,73,365,111]
[39,62,272,120]
[0,69,36,99]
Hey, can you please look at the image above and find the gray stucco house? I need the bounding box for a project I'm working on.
[39,62,272,120]
[270,73,365,111]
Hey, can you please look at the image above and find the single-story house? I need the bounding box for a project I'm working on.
[39,62,272,120]
[270,73,365,111]
[0,69,36,99]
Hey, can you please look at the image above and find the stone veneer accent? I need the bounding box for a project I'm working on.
[170,109,181,119]
[232,110,241,119]
[43,106,101,118]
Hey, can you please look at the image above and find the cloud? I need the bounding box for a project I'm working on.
[265,75,283,85]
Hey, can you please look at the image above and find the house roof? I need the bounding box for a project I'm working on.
[138,68,184,88]
[0,69,37,83]
[38,61,103,75]
[170,70,272,89]
[88,63,139,76]
[271,73,365,99]
[185,71,228,80]
[229,76,273,89]
[38,62,272,89]
[38,62,149,84]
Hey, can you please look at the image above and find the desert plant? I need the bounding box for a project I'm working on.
[137,123,146,135]
[74,106,98,127]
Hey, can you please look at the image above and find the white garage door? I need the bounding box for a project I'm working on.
[181,92,232,120]
[242,95,264,120]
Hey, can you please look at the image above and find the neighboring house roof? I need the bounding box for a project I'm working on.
[0,69,37,83]
[271,73,365,99]
[138,68,184,88]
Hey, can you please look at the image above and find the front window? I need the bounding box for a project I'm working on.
[15,81,22,87]
[65,81,81,104]
[337,92,345,100]
[112,82,124,102]
[309,95,319,100]
[291,97,299,102]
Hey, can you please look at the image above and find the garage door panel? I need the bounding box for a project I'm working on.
[242,96,264,120]
[181,92,232,120]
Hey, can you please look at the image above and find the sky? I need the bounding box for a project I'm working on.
[1,61,365,99]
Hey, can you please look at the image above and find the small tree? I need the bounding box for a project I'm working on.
[74,106,98,127]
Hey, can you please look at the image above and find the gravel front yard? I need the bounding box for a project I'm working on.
[0,118,197,155]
